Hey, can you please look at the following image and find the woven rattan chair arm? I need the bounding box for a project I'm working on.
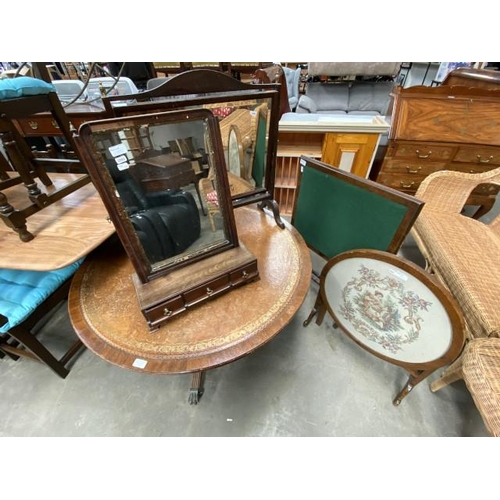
[415,167,500,214]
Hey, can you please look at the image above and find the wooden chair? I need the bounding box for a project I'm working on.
[0,149,13,181]
[0,90,90,242]
[0,260,85,378]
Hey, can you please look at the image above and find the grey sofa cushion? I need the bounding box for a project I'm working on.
[298,80,394,116]
[306,82,350,112]
[297,94,318,113]
[348,81,394,114]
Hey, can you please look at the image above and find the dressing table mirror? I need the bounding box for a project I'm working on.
[75,108,259,331]
[102,69,284,228]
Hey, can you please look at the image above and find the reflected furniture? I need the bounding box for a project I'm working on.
[131,153,205,210]
[375,85,500,218]
[0,259,85,378]
[68,205,312,403]
[303,249,465,405]
[101,69,282,224]
[199,167,221,231]
[275,114,390,215]
[105,158,201,264]
[410,168,500,415]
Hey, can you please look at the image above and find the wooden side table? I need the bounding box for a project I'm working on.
[304,249,465,405]
[68,206,312,403]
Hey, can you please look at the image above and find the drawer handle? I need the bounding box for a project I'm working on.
[206,287,214,296]
[51,120,60,129]
[242,271,249,279]
[415,150,431,159]
[400,181,415,189]
[28,121,38,130]
[469,170,476,174]
[406,166,421,174]
[477,155,494,163]
[163,308,173,317]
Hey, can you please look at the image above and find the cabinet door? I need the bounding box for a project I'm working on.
[321,133,379,178]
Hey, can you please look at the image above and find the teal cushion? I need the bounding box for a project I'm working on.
[0,77,56,101]
[0,259,83,334]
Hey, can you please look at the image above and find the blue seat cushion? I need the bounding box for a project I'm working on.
[0,259,83,334]
[0,77,56,100]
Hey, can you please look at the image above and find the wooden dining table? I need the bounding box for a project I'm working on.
[68,205,312,404]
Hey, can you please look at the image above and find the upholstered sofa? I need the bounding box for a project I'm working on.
[296,80,395,152]
[296,80,395,118]
[411,167,500,435]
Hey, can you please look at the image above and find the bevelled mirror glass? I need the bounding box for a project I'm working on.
[75,108,239,284]
[101,70,284,226]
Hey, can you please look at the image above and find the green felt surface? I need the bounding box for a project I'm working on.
[292,160,412,259]
[252,113,267,188]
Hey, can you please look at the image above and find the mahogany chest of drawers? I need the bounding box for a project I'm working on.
[376,84,500,216]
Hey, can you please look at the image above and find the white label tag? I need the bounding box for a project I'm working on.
[117,162,130,171]
[109,143,128,157]
[115,154,128,164]
[132,358,148,369]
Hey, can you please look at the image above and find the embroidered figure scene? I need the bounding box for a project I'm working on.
[339,265,432,354]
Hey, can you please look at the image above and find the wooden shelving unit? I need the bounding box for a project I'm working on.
[274,116,390,216]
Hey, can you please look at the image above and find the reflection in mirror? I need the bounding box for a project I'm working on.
[205,97,270,195]
[86,115,230,275]
[101,69,284,228]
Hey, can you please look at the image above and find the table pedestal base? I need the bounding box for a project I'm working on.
[189,371,206,405]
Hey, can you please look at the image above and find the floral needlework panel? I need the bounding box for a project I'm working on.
[324,258,453,364]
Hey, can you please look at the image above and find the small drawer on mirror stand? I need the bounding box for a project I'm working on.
[146,296,186,329]
[184,275,231,307]
[230,261,259,285]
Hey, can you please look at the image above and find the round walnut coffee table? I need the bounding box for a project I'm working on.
[69,206,312,403]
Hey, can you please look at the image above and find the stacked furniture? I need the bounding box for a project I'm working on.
[375,84,500,218]
[0,77,90,241]
[411,167,500,435]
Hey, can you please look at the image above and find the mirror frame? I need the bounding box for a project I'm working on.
[101,69,281,213]
[75,108,239,284]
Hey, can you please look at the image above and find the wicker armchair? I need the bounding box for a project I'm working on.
[411,167,500,435]
[430,338,500,437]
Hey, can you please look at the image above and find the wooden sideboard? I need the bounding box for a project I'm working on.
[376,85,500,217]
[13,102,107,138]
[275,114,390,215]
